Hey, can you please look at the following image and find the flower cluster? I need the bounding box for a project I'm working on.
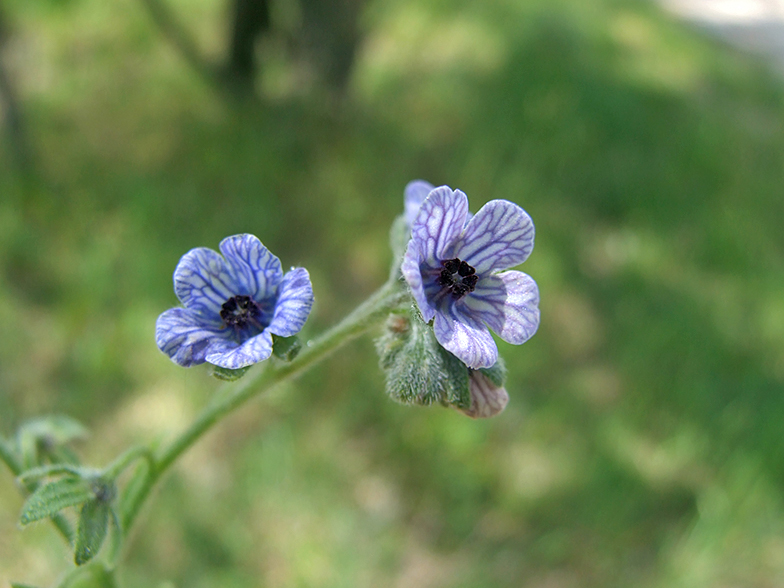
[156,234,313,369]
[401,182,540,369]
[154,182,539,419]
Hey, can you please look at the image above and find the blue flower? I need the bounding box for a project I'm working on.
[156,234,314,369]
[401,186,539,369]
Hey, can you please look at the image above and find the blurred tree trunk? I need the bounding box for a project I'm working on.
[138,0,217,87]
[226,0,270,88]
[0,6,32,176]
[299,0,364,92]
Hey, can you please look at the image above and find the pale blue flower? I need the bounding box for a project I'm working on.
[401,186,539,369]
[156,234,314,369]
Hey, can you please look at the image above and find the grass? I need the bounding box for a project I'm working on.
[2,0,784,586]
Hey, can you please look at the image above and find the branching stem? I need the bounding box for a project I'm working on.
[120,278,408,536]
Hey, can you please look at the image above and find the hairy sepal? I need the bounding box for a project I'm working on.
[375,308,470,409]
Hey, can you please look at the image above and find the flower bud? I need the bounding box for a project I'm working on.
[459,371,509,419]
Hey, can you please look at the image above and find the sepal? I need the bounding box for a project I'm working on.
[479,355,507,387]
[272,334,302,361]
[210,365,251,381]
[375,308,470,409]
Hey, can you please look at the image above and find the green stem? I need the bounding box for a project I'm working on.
[120,278,407,534]
[103,446,154,480]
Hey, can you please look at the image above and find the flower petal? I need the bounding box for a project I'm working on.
[205,330,273,369]
[404,180,434,227]
[455,200,535,274]
[401,240,436,323]
[433,305,498,369]
[461,271,539,345]
[219,234,283,300]
[267,267,314,337]
[174,247,235,318]
[410,186,469,266]
[459,371,509,418]
[156,308,228,367]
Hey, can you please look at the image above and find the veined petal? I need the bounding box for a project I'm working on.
[433,305,498,369]
[219,234,283,300]
[401,241,436,323]
[455,200,534,274]
[462,271,539,345]
[404,180,435,227]
[205,330,273,369]
[459,371,509,418]
[156,308,228,367]
[174,247,235,318]
[268,267,314,337]
[410,186,469,266]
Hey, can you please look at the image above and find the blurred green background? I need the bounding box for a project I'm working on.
[2,0,784,586]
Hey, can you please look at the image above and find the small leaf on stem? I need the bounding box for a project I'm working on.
[20,477,93,526]
[75,499,110,565]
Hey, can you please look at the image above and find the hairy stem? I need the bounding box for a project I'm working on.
[120,278,407,534]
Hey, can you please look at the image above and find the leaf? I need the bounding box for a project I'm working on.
[20,477,93,526]
[18,463,86,484]
[11,583,45,588]
[74,499,110,565]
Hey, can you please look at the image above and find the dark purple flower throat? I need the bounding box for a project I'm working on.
[220,295,264,331]
[437,258,479,299]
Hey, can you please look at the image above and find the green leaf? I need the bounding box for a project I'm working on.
[20,477,93,526]
[11,583,45,588]
[210,364,251,381]
[18,463,87,484]
[74,499,110,565]
[272,334,302,361]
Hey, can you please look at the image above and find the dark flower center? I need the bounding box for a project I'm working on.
[437,258,479,299]
[220,295,263,331]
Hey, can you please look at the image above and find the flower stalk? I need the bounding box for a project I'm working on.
[120,277,408,536]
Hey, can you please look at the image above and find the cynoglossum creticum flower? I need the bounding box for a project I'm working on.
[156,234,314,369]
[401,185,540,369]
